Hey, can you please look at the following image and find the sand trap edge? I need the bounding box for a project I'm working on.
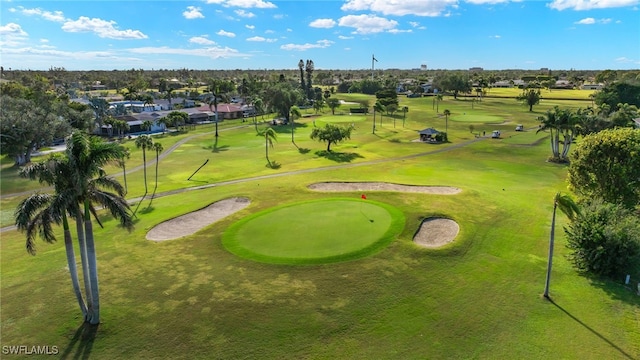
[146,197,250,242]
[413,217,460,248]
[307,182,461,195]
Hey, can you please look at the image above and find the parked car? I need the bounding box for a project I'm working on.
[515,124,524,131]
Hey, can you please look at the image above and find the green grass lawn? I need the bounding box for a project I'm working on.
[1,94,638,359]
[223,198,404,264]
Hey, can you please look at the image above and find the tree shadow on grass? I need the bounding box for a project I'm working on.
[266,161,281,169]
[139,205,155,214]
[548,299,636,359]
[314,150,363,163]
[204,137,230,153]
[298,148,310,154]
[583,273,640,305]
[60,323,99,360]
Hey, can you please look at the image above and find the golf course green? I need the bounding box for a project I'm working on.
[223,198,405,264]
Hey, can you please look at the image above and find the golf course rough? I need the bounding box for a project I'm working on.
[222,198,405,265]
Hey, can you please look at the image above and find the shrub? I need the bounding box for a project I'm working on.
[564,201,640,279]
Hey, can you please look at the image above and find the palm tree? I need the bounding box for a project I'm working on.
[290,105,302,145]
[208,87,229,138]
[141,120,153,134]
[537,107,561,160]
[253,97,263,132]
[15,157,88,320]
[66,131,133,324]
[402,106,408,127]
[374,101,385,128]
[165,88,174,110]
[298,59,306,93]
[134,135,153,212]
[149,142,164,206]
[118,147,130,195]
[443,109,451,135]
[436,94,443,113]
[259,127,277,166]
[543,192,580,299]
[17,132,133,324]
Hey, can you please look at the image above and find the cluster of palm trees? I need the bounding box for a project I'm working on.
[15,131,134,325]
[536,103,638,163]
[134,134,163,212]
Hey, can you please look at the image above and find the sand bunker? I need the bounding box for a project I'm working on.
[413,218,460,248]
[308,182,461,194]
[146,197,250,241]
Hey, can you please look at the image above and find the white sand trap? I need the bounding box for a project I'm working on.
[308,182,461,195]
[413,218,460,248]
[146,197,250,241]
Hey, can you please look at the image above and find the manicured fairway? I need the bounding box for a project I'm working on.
[223,198,404,264]
[451,113,504,123]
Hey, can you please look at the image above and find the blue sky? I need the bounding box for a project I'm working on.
[1,0,638,71]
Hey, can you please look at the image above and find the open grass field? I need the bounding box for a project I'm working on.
[1,93,638,359]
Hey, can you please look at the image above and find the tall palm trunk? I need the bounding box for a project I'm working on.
[265,136,270,165]
[142,149,148,195]
[84,201,100,324]
[75,206,93,322]
[543,201,558,299]
[62,213,87,317]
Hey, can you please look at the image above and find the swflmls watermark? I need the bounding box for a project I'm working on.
[2,345,59,356]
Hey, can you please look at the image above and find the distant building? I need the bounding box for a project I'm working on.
[469,67,483,72]
[420,64,427,71]
[581,83,604,90]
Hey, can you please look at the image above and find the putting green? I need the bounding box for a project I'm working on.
[222,198,404,264]
[451,114,504,123]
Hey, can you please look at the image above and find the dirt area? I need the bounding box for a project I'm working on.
[413,218,460,248]
[307,182,461,194]
[146,197,250,241]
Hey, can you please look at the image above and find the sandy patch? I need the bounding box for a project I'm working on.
[413,218,460,248]
[146,197,250,241]
[308,182,461,195]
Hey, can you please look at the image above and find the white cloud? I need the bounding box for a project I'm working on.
[40,38,49,43]
[280,39,334,51]
[338,14,398,34]
[0,23,28,37]
[61,17,148,40]
[615,56,640,64]
[338,35,354,39]
[575,17,612,24]
[217,30,236,37]
[13,7,66,22]
[128,46,248,59]
[0,23,29,47]
[246,36,277,42]
[388,29,413,34]
[576,17,596,24]
[246,25,256,29]
[206,0,277,8]
[466,0,513,4]
[548,0,639,10]
[341,0,458,16]
[190,36,216,45]
[183,6,205,19]
[489,34,501,38]
[235,9,256,18]
[310,18,337,28]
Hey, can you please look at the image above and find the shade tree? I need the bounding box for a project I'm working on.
[310,123,353,152]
